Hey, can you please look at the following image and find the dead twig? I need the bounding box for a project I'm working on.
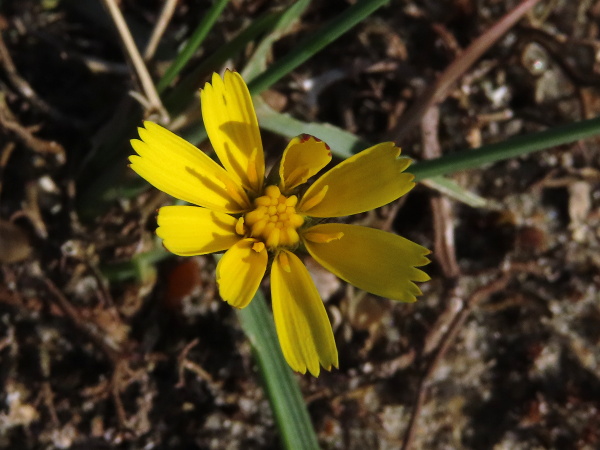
[143,0,179,61]
[176,338,219,390]
[421,106,460,279]
[0,33,83,127]
[111,359,134,432]
[401,271,515,450]
[0,142,15,200]
[40,382,60,427]
[0,96,66,161]
[43,277,122,364]
[387,0,542,141]
[100,0,169,122]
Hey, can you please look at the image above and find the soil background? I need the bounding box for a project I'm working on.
[1,0,600,449]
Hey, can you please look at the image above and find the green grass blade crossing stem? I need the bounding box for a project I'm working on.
[157,0,230,92]
[410,116,600,180]
[247,0,390,95]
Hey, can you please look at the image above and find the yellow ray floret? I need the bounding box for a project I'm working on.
[216,238,268,309]
[129,122,250,213]
[298,142,414,217]
[200,71,265,194]
[303,223,430,302]
[157,205,240,256]
[271,251,339,377]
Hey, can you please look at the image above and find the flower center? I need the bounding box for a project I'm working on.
[243,185,304,249]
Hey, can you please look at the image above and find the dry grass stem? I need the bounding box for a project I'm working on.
[100,0,169,122]
[143,0,179,61]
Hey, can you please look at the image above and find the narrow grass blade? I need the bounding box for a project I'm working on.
[421,176,488,208]
[102,245,168,283]
[165,10,281,116]
[247,0,390,95]
[236,290,320,450]
[255,97,488,206]
[254,97,369,157]
[157,0,230,93]
[410,116,600,181]
[241,0,311,81]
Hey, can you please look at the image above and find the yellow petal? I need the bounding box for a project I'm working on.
[156,205,240,256]
[216,238,267,308]
[303,224,430,302]
[271,250,338,377]
[298,142,414,217]
[200,71,264,193]
[129,121,249,213]
[279,134,332,193]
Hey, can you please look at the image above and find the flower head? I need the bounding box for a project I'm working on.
[129,71,430,376]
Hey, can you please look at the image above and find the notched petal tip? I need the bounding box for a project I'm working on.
[304,224,431,303]
[271,251,338,377]
[128,120,250,213]
[201,70,265,193]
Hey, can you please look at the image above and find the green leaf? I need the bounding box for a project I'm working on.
[241,0,312,81]
[421,176,488,208]
[254,96,369,157]
[255,97,488,207]
[247,0,391,95]
[236,290,321,450]
[157,0,230,93]
[164,10,282,117]
[410,116,600,180]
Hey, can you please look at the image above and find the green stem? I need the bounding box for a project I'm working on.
[180,0,390,146]
[410,116,600,180]
[164,11,281,116]
[157,0,230,93]
[247,0,390,95]
[236,291,320,450]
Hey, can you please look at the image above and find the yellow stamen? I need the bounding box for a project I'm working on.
[244,185,305,249]
[265,185,281,197]
[281,167,308,192]
[217,174,250,210]
[266,227,280,248]
[278,251,292,273]
[247,148,259,189]
[298,185,328,212]
[235,217,246,236]
[255,196,271,207]
[302,230,344,244]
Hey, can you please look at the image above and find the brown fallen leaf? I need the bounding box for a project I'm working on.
[0,219,32,263]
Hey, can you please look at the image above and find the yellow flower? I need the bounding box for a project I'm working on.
[129,71,430,377]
